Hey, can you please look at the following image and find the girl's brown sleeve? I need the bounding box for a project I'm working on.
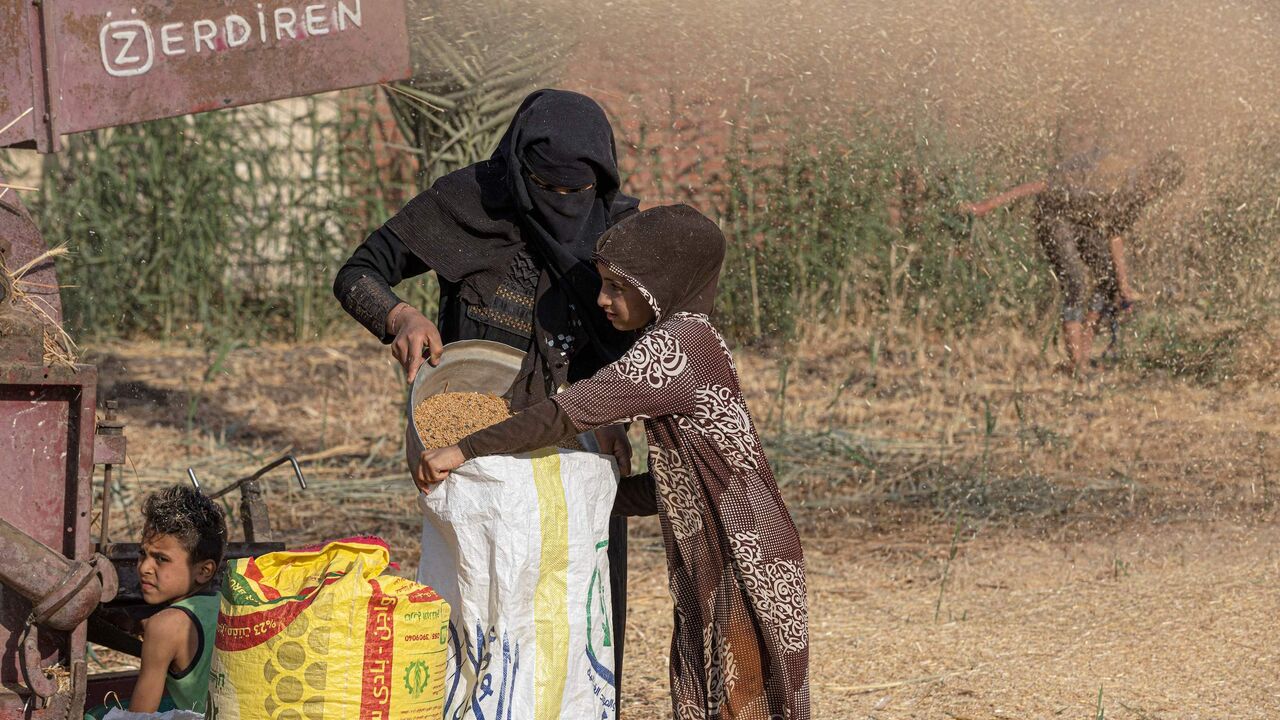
[457,399,577,459]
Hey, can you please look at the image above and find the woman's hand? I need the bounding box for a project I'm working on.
[388,303,443,384]
[415,445,465,493]
[593,424,633,476]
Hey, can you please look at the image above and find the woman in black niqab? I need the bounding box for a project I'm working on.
[342,89,639,406]
[332,88,641,706]
[497,89,642,403]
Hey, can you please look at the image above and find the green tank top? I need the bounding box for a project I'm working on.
[166,591,219,712]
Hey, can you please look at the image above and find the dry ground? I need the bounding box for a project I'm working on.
[625,519,1280,719]
[81,325,1280,718]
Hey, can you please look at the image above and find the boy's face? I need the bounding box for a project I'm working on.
[138,533,214,604]
[597,262,655,331]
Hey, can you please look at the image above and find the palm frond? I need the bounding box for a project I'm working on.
[386,1,567,186]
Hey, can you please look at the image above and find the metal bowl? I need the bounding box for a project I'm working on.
[404,339,525,475]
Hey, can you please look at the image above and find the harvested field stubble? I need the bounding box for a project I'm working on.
[413,392,511,449]
[80,332,1280,716]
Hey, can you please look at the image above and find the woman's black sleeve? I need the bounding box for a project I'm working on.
[612,473,658,517]
[333,226,430,343]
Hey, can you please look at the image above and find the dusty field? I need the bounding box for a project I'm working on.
[82,325,1280,717]
[625,519,1280,719]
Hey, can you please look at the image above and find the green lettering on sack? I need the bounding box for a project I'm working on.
[586,559,612,649]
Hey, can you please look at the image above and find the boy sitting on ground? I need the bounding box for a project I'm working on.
[128,485,227,714]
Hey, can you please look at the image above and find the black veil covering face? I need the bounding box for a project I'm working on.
[384,89,639,407]
[500,90,640,402]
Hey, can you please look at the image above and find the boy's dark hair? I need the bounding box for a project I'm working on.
[142,485,227,565]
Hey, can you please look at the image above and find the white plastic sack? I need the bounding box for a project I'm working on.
[417,448,619,720]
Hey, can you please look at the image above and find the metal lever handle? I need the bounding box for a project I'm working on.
[186,454,308,499]
[186,455,307,544]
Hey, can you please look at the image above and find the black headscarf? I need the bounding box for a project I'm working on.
[384,89,639,405]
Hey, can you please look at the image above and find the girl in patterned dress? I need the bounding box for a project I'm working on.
[416,204,810,720]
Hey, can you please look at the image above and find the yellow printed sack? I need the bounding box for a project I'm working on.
[208,537,449,720]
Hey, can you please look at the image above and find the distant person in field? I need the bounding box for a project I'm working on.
[332,89,639,703]
[962,117,1185,374]
[417,205,811,720]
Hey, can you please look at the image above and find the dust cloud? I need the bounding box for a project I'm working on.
[417,0,1279,184]
[590,1,1275,148]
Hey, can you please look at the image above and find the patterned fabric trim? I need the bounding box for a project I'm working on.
[496,284,535,309]
[465,250,538,340]
[597,257,662,323]
[466,304,534,338]
[339,274,403,339]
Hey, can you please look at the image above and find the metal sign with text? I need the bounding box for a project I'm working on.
[0,0,410,151]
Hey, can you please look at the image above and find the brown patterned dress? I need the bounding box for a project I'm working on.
[554,311,811,719]
[459,204,810,719]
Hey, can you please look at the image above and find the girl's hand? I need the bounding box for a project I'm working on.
[415,445,465,493]
[593,424,633,476]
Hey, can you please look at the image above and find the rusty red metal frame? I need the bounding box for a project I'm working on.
[0,364,102,718]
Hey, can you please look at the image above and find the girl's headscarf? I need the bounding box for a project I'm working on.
[593,204,726,324]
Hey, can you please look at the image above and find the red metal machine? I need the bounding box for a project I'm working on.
[1,1,409,715]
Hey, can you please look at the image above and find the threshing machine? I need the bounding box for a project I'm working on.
[0,0,410,715]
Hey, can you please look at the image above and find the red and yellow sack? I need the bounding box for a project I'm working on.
[208,537,449,720]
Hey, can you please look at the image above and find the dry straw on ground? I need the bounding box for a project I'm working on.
[0,244,78,366]
[78,329,1280,716]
